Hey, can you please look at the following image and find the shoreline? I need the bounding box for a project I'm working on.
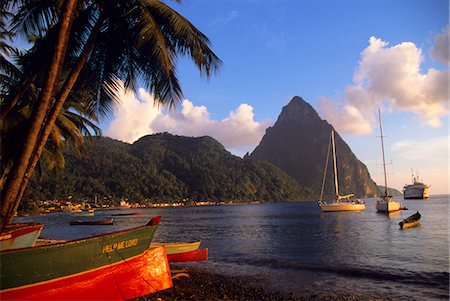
[18,194,449,218]
[136,265,389,301]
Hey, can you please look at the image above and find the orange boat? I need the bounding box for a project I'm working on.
[0,217,172,300]
[167,248,208,262]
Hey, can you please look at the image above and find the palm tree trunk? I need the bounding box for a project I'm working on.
[0,0,78,229]
[13,16,104,216]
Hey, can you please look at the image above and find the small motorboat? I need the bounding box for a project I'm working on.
[399,211,421,229]
[69,218,114,226]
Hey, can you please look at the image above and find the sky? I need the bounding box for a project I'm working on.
[103,0,449,195]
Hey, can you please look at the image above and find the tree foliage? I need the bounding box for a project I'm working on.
[0,0,221,227]
[24,134,313,203]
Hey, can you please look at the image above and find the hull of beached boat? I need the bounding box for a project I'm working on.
[0,223,44,251]
[375,199,401,212]
[0,246,172,300]
[0,217,168,300]
[318,201,366,212]
[167,248,208,262]
[151,241,201,255]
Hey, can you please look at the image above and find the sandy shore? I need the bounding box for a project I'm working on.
[135,266,389,301]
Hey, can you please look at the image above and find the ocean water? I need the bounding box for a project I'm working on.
[17,195,449,300]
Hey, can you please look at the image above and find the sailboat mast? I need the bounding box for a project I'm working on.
[331,129,339,199]
[319,133,332,201]
[378,109,388,197]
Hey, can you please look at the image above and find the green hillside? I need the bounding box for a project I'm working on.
[24,134,312,204]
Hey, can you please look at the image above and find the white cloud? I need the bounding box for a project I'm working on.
[317,96,372,135]
[391,135,449,162]
[389,135,449,194]
[105,85,272,152]
[430,25,450,66]
[318,34,449,135]
[105,87,161,143]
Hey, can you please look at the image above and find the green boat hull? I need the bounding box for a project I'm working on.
[0,219,159,291]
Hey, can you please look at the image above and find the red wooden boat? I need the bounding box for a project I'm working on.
[166,248,208,262]
[0,216,172,300]
[1,247,171,300]
[0,223,44,251]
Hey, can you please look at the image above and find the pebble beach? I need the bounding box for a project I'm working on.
[136,266,389,301]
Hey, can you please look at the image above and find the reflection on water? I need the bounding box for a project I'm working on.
[17,195,449,300]
[387,210,402,218]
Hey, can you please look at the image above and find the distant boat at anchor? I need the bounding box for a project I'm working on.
[375,109,402,213]
[69,218,114,225]
[399,211,421,229]
[403,170,430,199]
[318,129,366,212]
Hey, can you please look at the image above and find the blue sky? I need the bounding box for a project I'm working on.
[104,0,449,194]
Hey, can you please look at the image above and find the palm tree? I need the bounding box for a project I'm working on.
[1,0,221,228]
[1,46,101,192]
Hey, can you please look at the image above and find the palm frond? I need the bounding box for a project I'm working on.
[11,0,59,39]
[143,0,222,77]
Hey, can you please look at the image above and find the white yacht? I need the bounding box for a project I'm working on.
[318,129,366,212]
[403,171,430,199]
[375,109,402,213]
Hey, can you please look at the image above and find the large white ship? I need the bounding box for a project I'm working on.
[403,171,430,199]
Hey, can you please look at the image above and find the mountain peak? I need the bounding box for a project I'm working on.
[278,96,321,124]
[251,95,379,198]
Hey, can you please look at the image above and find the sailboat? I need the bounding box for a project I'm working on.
[318,129,366,212]
[375,109,401,212]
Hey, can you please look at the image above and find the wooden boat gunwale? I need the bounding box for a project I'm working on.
[1,219,155,254]
[1,246,172,300]
[150,241,201,255]
[0,217,161,291]
[166,248,208,262]
[0,223,44,240]
[0,223,45,251]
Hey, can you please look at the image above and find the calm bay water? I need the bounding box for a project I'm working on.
[17,195,449,300]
